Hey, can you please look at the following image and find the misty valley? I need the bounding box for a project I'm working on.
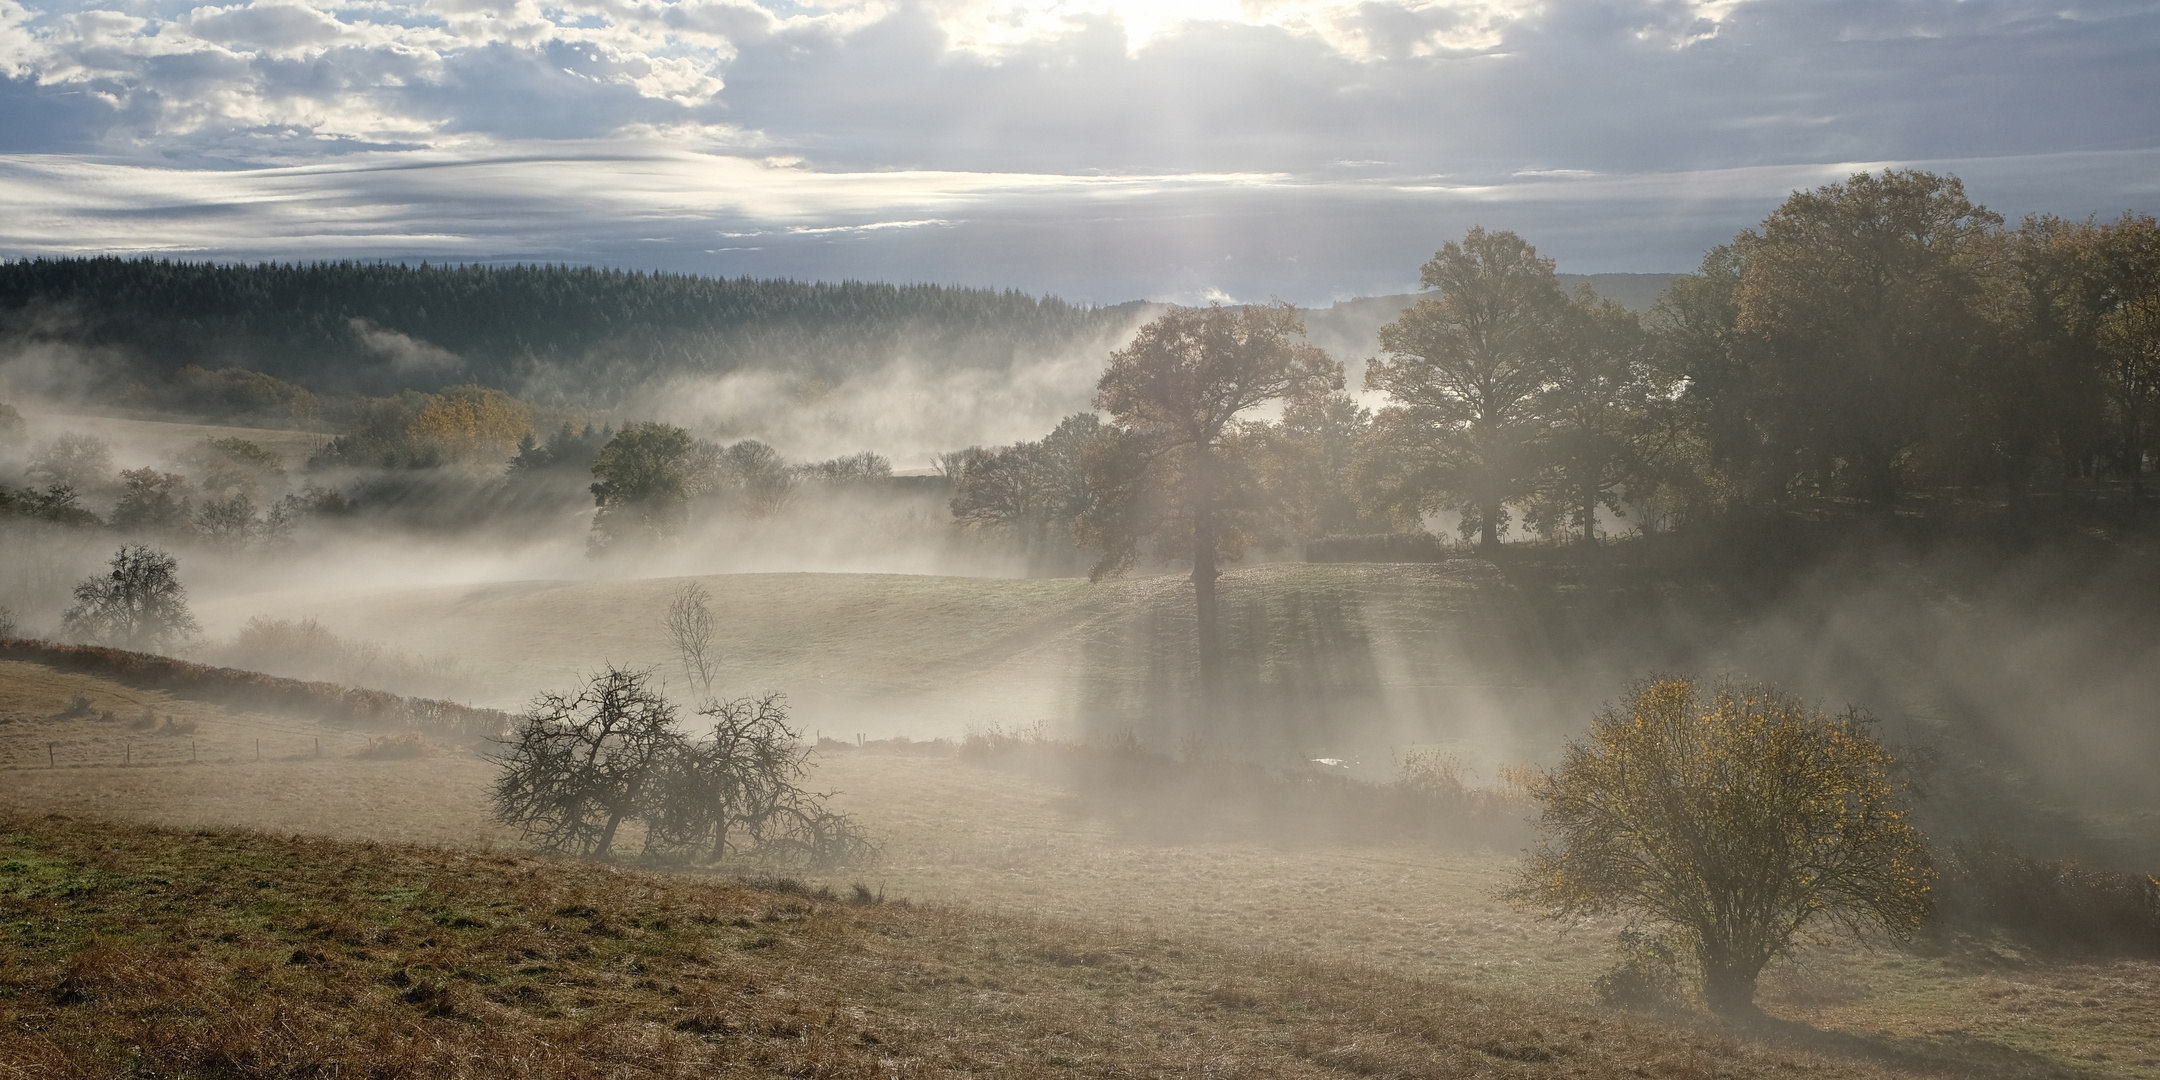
[4,171,2160,1079]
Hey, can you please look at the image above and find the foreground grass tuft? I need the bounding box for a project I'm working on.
[0,811,1915,1079]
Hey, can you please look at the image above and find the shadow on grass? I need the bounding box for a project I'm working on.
[1737,1011,2111,1080]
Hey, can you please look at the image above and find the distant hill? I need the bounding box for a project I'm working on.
[0,259,1677,410]
[0,258,1143,404]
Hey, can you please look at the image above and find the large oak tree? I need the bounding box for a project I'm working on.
[1368,227,1571,550]
[1079,302,1340,730]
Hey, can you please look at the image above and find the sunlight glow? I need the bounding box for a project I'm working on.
[915,0,1544,60]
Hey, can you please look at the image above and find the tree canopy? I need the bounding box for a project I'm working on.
[1510,676,1933,1014]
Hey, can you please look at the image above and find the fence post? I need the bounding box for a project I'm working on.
[191,740,197,763]
[314,736,320,757]
[48,742,55,768]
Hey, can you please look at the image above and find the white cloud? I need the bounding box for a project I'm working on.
[0,0,2155,299]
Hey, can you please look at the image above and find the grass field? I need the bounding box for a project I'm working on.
[6,810,1934,1080]
[5,654,2158,1078]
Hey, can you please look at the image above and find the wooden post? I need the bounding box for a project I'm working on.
[125,742,130,765]
[314,736,320,757]
[48,743,55,768]
[191,740,197,763]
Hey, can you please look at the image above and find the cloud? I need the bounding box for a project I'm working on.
[3,144,2155,304]
[0,0,2154,298]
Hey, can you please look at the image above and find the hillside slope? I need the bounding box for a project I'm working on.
[1,812,1921,1080]
[191,538,2160,866]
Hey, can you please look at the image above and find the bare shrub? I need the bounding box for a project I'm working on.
[355,731,443,760]
[662,581,719,697]
[491,667,871,867]
[1933,836,2160,954]
[218,616,476,700]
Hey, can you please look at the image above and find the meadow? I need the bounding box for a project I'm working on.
[4,651,2157,1078]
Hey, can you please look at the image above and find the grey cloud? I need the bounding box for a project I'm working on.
[0,0,2154,301]
[186,3,348,51]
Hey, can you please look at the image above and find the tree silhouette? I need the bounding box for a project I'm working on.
[60,545,201,652]
[1368,228,1570,550]
[1081,302,1340,731]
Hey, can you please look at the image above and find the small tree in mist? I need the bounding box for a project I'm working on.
[28,433,116,497]
[492,667,869,866]
[588,423,710,555]
[110,468,194,537]
[59,544,201,652]
[194,492,262,548]
[1509,676,1933,1015]
[664,581,720,697]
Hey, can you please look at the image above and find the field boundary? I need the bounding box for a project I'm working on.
[0,637,511,740]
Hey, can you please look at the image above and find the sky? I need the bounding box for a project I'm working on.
[1,0,2158,304]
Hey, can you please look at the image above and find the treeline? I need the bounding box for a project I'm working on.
[0,259,1139,402]
[949,170,2160,567]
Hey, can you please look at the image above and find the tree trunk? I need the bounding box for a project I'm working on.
[596,810,624,859]
[1191,506,1225,736]
[1700,952,1766,1016]
[1702,968,1761,1016]
[1479,496,1501,551]
[1580,483,1600,546]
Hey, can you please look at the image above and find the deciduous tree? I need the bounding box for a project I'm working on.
[1368,228,1570,549]
[1510,676,1933,1014]
[1732,171,2003,503]
[59,545,201,652]
[1535,288,1660,544]
[1080,303,1340,728]
[588,423,710,554]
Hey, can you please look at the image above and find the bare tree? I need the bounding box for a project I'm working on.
[491,667,683,859]
[492,668,871,867]
[645,693,873,867]
[664,581,720,697]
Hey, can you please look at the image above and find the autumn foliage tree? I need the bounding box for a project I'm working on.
[1079,303,1341,728]
[1510,676,1933,1015]
[588,422,710,555]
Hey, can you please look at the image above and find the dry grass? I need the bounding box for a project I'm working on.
[2,810,1915,1080]
[6,661,2159,1077]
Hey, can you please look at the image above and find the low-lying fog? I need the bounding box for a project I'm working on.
[4,328,2159,870]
